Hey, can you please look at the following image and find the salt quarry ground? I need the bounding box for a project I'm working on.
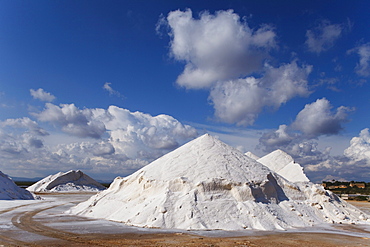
[0,193,370,246]
[1,134,370,246]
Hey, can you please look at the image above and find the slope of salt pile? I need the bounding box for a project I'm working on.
[69,134,369,230]
[245,151,260,160]
[0,171,35,200]
[27,170,106,193]
[258,149,310,183]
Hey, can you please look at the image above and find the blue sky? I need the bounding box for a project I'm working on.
[1,0,370,182]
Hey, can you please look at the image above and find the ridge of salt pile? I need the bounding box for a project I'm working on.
[258,149,309,183]
[70,134,370,230]
[244,151,260,160]
[27,170,106,193]
[0,171,35,200]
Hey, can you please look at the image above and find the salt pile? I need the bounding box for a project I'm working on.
[258,149,309,183]
[27,170,106,193]
[0,171,35,200]
[244,151,260,160]
[70,134,369,230]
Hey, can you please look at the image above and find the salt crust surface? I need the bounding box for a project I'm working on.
[0,171,35,200]
[27,170,106,193]
[258,149,310,183]
[70,134,370,230]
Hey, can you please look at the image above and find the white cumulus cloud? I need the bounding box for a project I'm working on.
[1,103,198,179]
[259,98,353,152]
[1,117,49,136]
[102,105,198,158]
[344,128,370,162]
[30,88,56,102]
[292,98,353,137]
[303,128,370,182]
[162,9,276,89]
[34,103,106,139]
[257,98,355,182]
[210,61,312,126]
[258,124,296,151]
[160,9,315,127]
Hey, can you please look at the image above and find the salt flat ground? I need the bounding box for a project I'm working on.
[0,193,370,247]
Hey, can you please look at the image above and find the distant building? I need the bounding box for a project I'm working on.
[327,185,348,189]
[349,182,365,189]
[340,194,349,200]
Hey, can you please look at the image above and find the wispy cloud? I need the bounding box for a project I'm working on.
[103,82,123,98]
[305,20,345,54]
[348,43,370,77]
[30,88,56,102]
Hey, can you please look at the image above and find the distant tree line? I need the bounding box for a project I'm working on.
[322,180,370,195]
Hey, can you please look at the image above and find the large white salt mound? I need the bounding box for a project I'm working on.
[27,170,106,193]
[69,134,370,231]
[0,171,35,200]
[258,149,310,183]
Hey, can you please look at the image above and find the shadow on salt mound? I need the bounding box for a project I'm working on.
[250,174,289,203]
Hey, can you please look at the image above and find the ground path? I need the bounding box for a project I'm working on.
[0,194,370,246]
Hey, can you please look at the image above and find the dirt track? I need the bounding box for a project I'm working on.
[1,195,370,247]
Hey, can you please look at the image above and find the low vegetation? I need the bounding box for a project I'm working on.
[322,180,370,201]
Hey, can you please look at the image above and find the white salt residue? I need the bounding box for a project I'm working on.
[69,134,370,231]
[27,170,106,193]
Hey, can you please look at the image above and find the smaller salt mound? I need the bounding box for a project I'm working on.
[0,171,35,200]
[245,151,260,160]
[27,170,106,193]
[258,149,309,183]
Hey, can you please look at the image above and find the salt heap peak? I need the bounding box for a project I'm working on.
[245,151,260,160]
[0,171,36,200]
[258,149,310,183]
[27,170,106,193]
[70,134,369,231]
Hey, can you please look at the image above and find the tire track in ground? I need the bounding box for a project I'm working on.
[0,202,46,247]
[8,203,203,246]
[11,204,107,246]
[0,234,35,247]
[0,201,44,215]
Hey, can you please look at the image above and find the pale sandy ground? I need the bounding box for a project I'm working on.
[348,201,370,215]
[0,194,369,247]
